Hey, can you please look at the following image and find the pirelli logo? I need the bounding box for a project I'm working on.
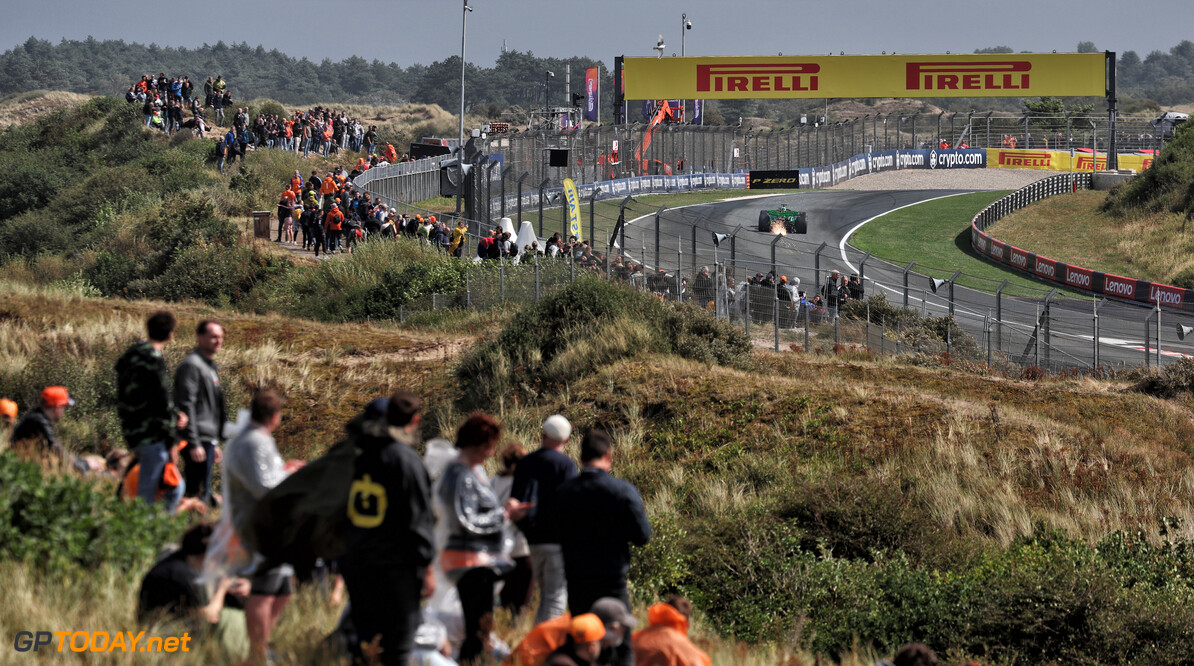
[998,151,1053,167]
[696,63,820,93]
[906,61,1031,91]
[1075,155,1108,170]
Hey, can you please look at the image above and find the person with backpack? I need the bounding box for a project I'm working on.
[324,204,345,254]
[115,311,187,512]
[339,393,436,666]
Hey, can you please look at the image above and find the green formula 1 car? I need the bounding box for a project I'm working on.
[757,204,807,234]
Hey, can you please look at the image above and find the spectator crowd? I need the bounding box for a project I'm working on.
[3,308,773,666]
[124,73,420,169]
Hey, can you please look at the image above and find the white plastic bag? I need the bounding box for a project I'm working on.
[199,511,253,598]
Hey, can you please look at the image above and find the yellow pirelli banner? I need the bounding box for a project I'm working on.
[623,53,1107,100]
[986,149,1155,172]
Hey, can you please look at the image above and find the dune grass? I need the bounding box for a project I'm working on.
[0,89,94,129]
[7,279,1194,661]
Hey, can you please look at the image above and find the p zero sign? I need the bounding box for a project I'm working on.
[749,170,802,189]
[623,53,1107,100]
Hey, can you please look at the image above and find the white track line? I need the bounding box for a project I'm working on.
[837,192,975,272]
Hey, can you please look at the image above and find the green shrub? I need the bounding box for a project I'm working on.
[150,242,291,306]
[249,98,287,121]
[1172,266,1194,290]
[355,262,467,321]
[84,250,142,297]
[629,512,691,605]
[1133,357,1194,398]
[775,478,940,562]
[260,239,464,322]
[455,278,752,409]
[1104,119,1194,216]
[0,214,74,258]
[0,452,183,573]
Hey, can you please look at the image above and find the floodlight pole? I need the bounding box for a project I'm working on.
[457,0,471,215]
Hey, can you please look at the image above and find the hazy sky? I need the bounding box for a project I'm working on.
[1,0,1188,68]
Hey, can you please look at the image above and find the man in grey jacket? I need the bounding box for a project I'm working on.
[174,320,227,506]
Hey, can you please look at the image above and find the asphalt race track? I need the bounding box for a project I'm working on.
[620,189,1194,370]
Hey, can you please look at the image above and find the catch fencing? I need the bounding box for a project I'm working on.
[356,168,1194,373]
[493,113,1168,189]
[353,113,1170,209]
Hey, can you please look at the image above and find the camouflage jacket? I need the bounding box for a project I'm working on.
[115,341,176,449]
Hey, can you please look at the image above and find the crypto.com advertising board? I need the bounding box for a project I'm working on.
[623,53,1106,100]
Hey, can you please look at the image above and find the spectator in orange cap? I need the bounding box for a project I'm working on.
[11,387,82,470]
[0,398,17,428]
[632,596,711,666]
[544,614,605,666]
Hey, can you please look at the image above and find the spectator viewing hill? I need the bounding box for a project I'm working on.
[8,267,1194,663]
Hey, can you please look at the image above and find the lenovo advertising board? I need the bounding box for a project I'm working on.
[623,53,1106,100]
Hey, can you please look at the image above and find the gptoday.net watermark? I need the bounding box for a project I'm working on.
[13,630,191,654]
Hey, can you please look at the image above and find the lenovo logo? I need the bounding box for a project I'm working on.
[998,151,1053,167]
[1149,284,1184,307]
[1104,275,1135,298]
[696,63,820,93]
[991,243,1005,260]
[906,61,1031,91]
[1034,257,1056,279]
[1010,249,1028,269]
[1065,266,1091,288]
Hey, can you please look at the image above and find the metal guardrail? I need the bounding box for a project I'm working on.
[352,156,446,204]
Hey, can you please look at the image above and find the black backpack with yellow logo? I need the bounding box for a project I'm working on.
[248,436,358,564]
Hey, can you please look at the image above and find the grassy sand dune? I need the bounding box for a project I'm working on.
[0,89,94,129]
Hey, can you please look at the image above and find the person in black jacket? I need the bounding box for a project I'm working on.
[339,393,436,666]
[512,415,577,624]
[555,429,651,666]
